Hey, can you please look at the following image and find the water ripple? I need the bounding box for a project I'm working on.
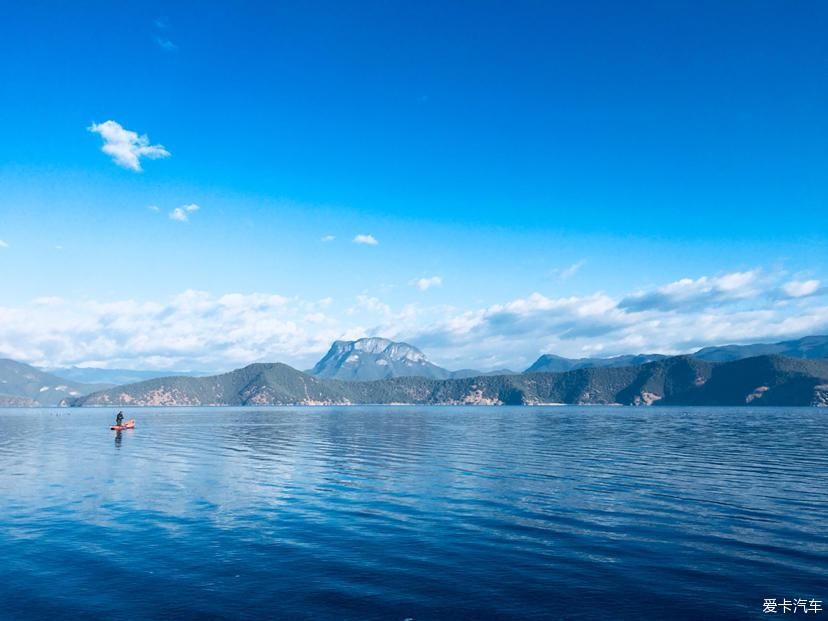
[0,406,826,620]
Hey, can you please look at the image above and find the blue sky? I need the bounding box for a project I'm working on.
[1,1,827,371]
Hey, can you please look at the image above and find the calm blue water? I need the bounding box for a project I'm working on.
[0,407,826,620]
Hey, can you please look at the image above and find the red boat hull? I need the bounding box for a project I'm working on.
[111,419,136,431]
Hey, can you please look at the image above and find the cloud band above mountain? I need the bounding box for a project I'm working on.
[0,269,824,372]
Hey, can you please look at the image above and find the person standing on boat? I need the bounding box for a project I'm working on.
[115,411,124,427]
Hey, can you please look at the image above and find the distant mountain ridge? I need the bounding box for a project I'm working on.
[693,335,828,362]
[74,354,828,407]
[525,335,828,373]
[43,366,203,386]
[525,353,668,373]
[0,359,110,406]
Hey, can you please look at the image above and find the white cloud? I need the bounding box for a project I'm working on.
[169,208,188,222]
[0,240,8,249]
[403,268,828,370]
[88,120,170,171]
[0,290,347,371]
[0,267,825,372]
[414,276,442,291]
[147,205,160,212]
[353,234,378,246]
[321,235,336,242]
[782,279,820,298]
[620,270,759,312]
[353,295,391,315]
[169,203,200,222]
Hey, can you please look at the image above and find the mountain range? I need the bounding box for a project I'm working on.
[73,354,828,407]
[310,335,828,379]
[523,335,828,372]
[692,335,828,362]
[1,335,827,407]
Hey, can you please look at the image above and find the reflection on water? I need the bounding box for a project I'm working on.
[0,406,826,620]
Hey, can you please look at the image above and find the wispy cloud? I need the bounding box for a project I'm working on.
[155,36,177,51]
[354,295,392,315]
[32,296,64,306]
[619,271,759,312]
[169,203,200,222]
[782,279,820,298]
[558,260,586,280]
[353,234,378,246]
[88,120,170,171]
[321,235,336,242]
[147,205,160,212]
[0,240,8,249]
[153,16,176,51]
[414,276,442,291]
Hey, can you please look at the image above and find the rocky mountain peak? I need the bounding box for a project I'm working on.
[311,337,445,381]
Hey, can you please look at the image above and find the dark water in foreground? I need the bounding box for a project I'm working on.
[0,407,826,620]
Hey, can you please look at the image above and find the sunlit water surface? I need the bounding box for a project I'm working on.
[0,406,826,620]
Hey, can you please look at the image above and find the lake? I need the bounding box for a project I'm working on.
[0,406,826,620]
